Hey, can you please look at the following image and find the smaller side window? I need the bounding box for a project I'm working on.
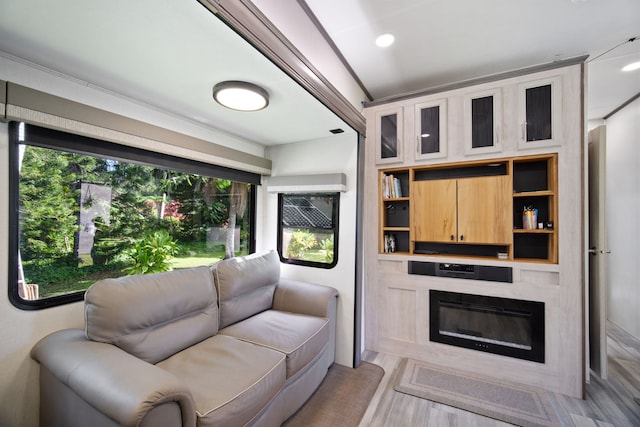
[277,193,339,268]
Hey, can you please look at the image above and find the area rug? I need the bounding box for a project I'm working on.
[283,361,384,427]
[393,358,561,427]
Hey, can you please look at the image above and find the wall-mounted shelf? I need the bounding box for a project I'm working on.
[378,153,558,263]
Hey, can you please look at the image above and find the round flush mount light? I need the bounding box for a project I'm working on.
[212,81,269,111]
[375,33,395,48]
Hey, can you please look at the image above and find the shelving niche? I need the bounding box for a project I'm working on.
[378,153,558,263]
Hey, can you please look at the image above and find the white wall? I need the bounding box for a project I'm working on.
[606,97,640,339]
[0,123,85,427]
[261,134,359,367]
[0,57,268,427]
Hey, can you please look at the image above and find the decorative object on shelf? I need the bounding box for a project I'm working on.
[384,234,396,253]
[522,207,538,230]
[382,173,403,198]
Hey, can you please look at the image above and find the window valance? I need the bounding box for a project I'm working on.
[1,80,271,176]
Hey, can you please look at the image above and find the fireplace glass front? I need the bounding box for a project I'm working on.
[429,290,545,363]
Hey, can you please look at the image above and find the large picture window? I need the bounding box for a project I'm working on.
[9,122,257,309]
[277,193,339,268]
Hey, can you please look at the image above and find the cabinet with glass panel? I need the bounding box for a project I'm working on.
[414,98,447,160]
[374,106,404,164]
[463,88,502,155]
[517,76,562,149]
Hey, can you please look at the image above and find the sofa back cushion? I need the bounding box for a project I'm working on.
[211,250,280,329]
[85,266,218,364]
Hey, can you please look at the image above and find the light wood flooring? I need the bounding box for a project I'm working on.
[359,321,640,426]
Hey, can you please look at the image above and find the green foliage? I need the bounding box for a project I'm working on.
[124,230,178,275]
[17,144,253,296]
[91,237,128,266]
[22,257,124,289]
[286,229,317,258]
[319,236,334,262]
[157,216,184,239]
[19,147,82,260]
[168,175,228,241]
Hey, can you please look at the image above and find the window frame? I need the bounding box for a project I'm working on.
[8,122,258,310]
[276,192,340,269]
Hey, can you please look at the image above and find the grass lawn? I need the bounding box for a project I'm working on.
[37,255,223,299]
[33,245,245,299]
[170,256,222,269]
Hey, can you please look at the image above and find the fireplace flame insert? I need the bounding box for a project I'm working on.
[429,290,545,363]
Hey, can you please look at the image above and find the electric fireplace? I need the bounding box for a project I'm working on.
[429,290,545,363]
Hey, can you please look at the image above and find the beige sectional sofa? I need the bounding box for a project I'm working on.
[31,250,339,427]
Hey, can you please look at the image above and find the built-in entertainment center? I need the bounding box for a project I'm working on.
[363,60,585,398]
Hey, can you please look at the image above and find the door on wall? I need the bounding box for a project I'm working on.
[588,125,609,380]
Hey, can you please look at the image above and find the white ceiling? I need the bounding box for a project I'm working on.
[0,0,352,146]
[304,0,640,119]
[0,0,639,151]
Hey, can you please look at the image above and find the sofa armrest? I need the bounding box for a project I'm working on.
[31,329,196,427]
[272,278,338,318]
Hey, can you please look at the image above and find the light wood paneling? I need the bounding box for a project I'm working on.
[360,322,640,426]
[364,64,585,399]
[457,175,511,244]
[411,179,457,242]
[383,288,417,342]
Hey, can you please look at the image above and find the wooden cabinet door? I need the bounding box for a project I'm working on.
[411,179,457,242]
[457,175,511,244]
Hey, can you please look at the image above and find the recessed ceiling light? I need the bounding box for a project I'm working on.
[622,61,640,72]
[376,34,395,48]
[213,81,269,111]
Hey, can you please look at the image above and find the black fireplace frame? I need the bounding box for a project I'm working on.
[429,290,545,363]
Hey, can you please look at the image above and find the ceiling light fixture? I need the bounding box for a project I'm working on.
[376,33,395,48]
[622,61,640,72]
[212,81,269,111]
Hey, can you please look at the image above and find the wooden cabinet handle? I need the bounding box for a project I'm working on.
[460,235,464,241]
[450,235,454,241]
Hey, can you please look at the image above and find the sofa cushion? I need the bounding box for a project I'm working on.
[157,334,286,427]
[220,310,330,378]
[85,266,218,364]
[211,250,280,328]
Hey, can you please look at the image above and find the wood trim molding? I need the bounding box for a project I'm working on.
[198,0,366,136]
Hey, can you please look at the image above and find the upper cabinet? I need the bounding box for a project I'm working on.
[375,106,404,164]
[366,63,583,265]
[366,68,570,167]
[414,98,447,160]
[517,76,562,149]
[463,88,502,155]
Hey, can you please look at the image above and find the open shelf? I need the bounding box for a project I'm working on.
[378,154,558,263]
